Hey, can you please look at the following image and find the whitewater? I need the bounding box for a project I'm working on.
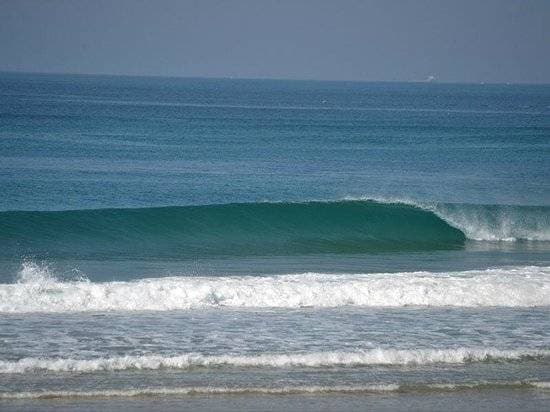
[355,197,550,242]
[4,382,550,400]
[1,263,549,313]
[3,348,550,373]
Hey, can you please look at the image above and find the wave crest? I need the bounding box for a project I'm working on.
[352,197,550,242]
[2,348,548,374]
[1,200,548,260]
[430,203,550,241]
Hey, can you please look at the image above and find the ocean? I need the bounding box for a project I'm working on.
[0,72,549,411]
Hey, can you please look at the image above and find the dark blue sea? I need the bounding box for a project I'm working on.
[1,72,549,410]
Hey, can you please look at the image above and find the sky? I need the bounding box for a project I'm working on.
[0,0,549,83]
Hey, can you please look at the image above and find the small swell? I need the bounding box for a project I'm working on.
[0,385,399,399]
[3,381,548,399]
[1,348,549,374]
[3,381,550,400]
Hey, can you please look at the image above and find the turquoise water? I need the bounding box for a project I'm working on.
[0,73,549,409]
[0,201,467,260]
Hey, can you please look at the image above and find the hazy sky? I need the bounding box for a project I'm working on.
[1,0,549,83]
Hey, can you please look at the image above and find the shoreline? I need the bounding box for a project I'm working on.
[2,386,550,412]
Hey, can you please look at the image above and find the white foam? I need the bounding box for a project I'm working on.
[3,380,549,399]
[0,385,400,399]
[1,263,549,313]
[430,203,550,242]
[1,348,548,374]
[351,196,550,241]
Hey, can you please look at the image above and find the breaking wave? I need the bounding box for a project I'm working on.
[1,262,549,313]
[1,200,548,260]
[2,348,549,374]
[428,202,550,241]
[0,200,467,259]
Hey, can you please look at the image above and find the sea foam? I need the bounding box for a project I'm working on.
[353,197,550,241]
[2,381,549,399]
[1,263,549,313]
[0,385,399,399]
[1,348,548,374]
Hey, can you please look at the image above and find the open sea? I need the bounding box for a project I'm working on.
[0,72,549,411]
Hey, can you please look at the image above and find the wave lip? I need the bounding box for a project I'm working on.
[351,197,550,242]
[2,200,548,260]
[1,264,549,313]
[2,348,548,374]
[428,203,550,241]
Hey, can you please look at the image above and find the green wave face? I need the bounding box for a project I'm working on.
[0,201,466,259]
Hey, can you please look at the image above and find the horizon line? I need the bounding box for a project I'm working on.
[1,69,549,87]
